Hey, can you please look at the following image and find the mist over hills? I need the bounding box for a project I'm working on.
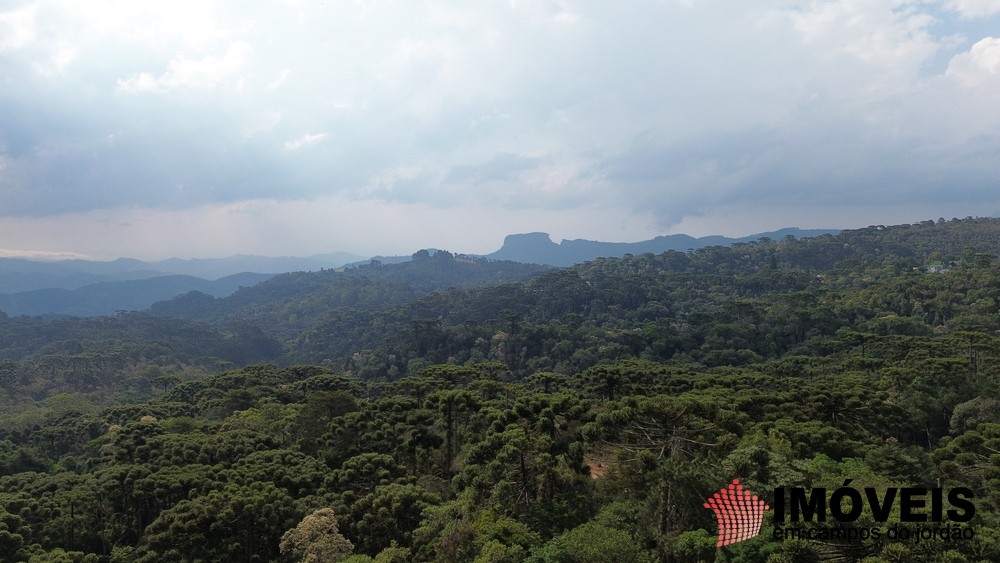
[0,229,836,317]
[0,254,362,318]
[0,252,366,293]
[0,272,274,317]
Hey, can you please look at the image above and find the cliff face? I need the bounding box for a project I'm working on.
[485,229,840,266]
[487,233,563,265]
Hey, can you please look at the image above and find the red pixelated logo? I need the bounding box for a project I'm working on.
[704,478,770,547]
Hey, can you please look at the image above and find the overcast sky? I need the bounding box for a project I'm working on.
[2,0,999,260]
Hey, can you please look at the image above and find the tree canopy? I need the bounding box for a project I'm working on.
[2,217,1000,560]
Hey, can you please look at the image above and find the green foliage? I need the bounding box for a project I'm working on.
[346,483,440,555]
[136,482,299,563]
[279,508,353,563]
[526,521,652,562]
[3,218,1000,560]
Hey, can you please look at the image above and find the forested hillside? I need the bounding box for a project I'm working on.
[150,252,550,334]
[1,217,1000,561]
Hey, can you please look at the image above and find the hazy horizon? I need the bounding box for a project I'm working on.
[0,224,846,262]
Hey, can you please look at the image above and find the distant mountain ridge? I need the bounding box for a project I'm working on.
[0,272,274,317]
[0,228,840,317]
[485,228,840,266]
[0,252,366,293]
[0,253,365,317]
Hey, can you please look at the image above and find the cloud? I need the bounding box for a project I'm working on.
[283,132,327,151]
[946,36,1000,85]
[267,68,292,89]
[0,248,91,260]
[117,41,253,92]
[945,0,1000,19]
[0,4,35,51]
[2,0,1000,258]
[785,0,942,93]
[0,197,662,260]
[445,153,549,185]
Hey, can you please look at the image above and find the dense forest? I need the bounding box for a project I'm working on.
[2,217,1000,561]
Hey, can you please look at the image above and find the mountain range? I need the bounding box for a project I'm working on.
[484,228,839,267]
[0,252,366,293]
[0,272,274,317]
[0,228,837,317]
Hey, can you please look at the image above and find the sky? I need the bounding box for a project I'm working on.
[1,0,999,260]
